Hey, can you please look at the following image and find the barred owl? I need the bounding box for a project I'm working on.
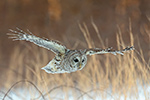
[7,28,134,74]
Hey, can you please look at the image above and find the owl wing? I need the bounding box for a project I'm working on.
[85,46,134,56]
[7,28,67,54]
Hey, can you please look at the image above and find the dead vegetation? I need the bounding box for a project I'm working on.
[1,21,150,100]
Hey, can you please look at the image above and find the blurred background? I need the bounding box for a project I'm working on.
[0,0,150,64]
[0,0,150,100]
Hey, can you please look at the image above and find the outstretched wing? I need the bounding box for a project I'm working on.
[85,46,134,56]
[7,28,67,54]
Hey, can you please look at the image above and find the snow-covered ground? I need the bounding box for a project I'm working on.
[1,82,150,100]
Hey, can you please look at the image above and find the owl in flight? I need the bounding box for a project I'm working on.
[7,28,134,74]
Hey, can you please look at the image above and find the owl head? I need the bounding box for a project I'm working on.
[66,50,87,72]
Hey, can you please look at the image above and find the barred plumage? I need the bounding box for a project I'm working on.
[7,28,134,74]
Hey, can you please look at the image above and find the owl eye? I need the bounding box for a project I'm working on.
[74,58,79,62]
[82,59,85,62]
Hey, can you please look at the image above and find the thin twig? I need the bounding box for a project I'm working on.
[33,85,94,100]
[77,88,116,100]
[2,79,45,100]
[0,91,13,100]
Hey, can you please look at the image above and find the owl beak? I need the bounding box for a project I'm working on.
[78,63,82,69]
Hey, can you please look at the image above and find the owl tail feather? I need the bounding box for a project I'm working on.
[41,60,55,74]
[41,66,53,74]
[41,62,60,74]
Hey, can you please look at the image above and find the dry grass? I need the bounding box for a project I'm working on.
[1,21,150,100]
